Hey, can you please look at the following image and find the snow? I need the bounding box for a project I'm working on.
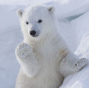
[0,0,89,88]
[0,0,53,5]
[60,32,89,88]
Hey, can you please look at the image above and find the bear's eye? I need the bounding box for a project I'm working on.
[26,21,29,25]
[38,19,42,23]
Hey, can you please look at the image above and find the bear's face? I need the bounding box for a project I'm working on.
[17,5,55,40]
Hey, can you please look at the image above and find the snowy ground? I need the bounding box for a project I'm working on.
[0,0,89,88]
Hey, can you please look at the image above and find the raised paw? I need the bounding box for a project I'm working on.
[75,58,88,70]
[15,43,32,59]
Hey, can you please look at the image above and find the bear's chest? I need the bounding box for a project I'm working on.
[33,40,59,61]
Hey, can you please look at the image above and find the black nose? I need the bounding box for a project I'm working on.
[30,30,36,36]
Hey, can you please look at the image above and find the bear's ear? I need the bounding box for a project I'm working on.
[47,6,55,14]
[17,9,23,17]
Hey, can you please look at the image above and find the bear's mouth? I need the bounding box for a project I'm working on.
[32,34,39,37]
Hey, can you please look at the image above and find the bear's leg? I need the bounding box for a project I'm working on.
[59,52,88,77]
[15,43,41,78]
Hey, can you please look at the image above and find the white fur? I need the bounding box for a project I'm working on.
[15,5,88,88]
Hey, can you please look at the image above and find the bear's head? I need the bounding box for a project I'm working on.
[17,5,55,41]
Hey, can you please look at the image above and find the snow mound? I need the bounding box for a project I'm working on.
[60,32,89,88]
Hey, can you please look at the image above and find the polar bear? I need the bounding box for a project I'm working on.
[15,5,88,88]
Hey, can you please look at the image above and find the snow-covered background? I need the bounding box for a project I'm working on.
[0,0,89,88]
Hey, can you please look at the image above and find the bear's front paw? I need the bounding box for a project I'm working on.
[75,58,88,70]
[15,43,32,59]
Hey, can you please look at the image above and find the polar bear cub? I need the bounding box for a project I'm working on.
[15,5,88,88]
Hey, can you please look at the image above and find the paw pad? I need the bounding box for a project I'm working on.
[15,43,32,59]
